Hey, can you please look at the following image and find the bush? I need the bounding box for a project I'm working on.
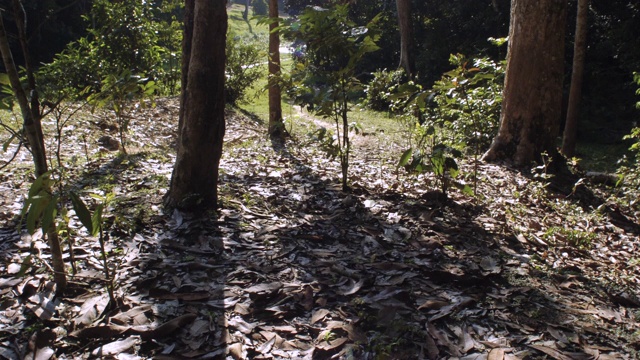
[253,0,268,16]
[225,33,266,104]
[363,69,406,111]
[426,54,504,152]
[37,0,181,98]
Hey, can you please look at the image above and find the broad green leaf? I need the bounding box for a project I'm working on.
[28,172,51,198]
[398,148,413,168]
[90,204,104,237]
[26,195,50,235]
[41,195,59,235]
[70,192,94,235]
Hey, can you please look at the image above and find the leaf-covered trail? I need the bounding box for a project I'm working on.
[1,98,639,359]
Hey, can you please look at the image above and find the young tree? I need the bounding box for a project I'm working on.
[0,1,67,295]
[482,0,568,166]
[268,0,285,139]
[165,0,227,210]
[562,0,589,157]
[396,0,415,77]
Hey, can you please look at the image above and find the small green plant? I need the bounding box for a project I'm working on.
[21,172,117,304]
[284,4,380,191]
[543,226,596,249]
[87,70,157,154]
[70,191,117,306]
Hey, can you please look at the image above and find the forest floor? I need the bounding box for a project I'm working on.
[1,98,640,359]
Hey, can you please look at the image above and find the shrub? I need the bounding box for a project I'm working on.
[225,33,266,105]
[253,0,268,16]
[363,69,406,111]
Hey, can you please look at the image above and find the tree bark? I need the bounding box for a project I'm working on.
[396,0,415,78]
[165,0,227,211]
[482,0,568,166]
[561,0,588,158]
[243,0,250,20]
[0,7,67,295]
[268,0,285,139]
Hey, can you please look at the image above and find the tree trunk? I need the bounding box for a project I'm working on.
[243,0,250,20]
[561,0,588,158]
[165,0,227,211]
[396,0,415,78]
[268,0,285,139]
[0,8,67,296]
[482,0,568,166]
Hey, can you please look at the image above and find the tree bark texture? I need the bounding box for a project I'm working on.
[396,0,415,77]
[268,0,284,139]
[561,0,588,157]
[165,0,227,210]
[482,0,568,166]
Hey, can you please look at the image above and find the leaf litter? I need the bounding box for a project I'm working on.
[0,98,639,359]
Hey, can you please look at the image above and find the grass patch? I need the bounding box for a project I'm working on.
[227,4,268,38]
[575,141,631,173]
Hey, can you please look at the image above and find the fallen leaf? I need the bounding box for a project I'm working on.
[487,348,505,360]
[528,344,573,360]
[311,309,331,324]
[90,336,141,357]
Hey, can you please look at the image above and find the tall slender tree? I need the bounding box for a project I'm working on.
[562,0,589,157]
[268,0,285,139]
[482,0,568,166]
[396,0,415,77]
[0,1,67,295]
[165,0,227,210]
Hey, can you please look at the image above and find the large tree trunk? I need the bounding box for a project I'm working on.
[165,0,227,211]
[561,0,588,158]
[396,0,415,78]
[268,0,285,139]
[482,0,568,166]
[0,6,67,295]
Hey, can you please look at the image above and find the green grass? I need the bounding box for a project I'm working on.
[575,141,632,173]
[227,4,269,38]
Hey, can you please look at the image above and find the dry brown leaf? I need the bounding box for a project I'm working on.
[336,278,364,296]
[418,299,450,311]
[311,309,331,324]
[228,342,244,360]
[487,348,505,360]
[425,332,439,359]
[316,337,348,351]
[141,313,198,340]
[528,344,574,360]
[90,336,141,357]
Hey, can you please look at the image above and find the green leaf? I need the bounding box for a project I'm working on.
[90,204,104,237]
[398,148,413,168]
[41,195,59,235]
[17,255,32,277]
[28,172,51,198]
[70,192,94,235]
[0,73,9,85]
[26,195,50,235]
[2,133,16,152]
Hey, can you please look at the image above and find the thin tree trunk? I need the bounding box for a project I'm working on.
[165,0,227,211]
[0,9,66,295]
[243,0,250,20]
[396,0,415,78]
[482,0,568,166]
[561,0,588,158]
[268,0,285,139]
